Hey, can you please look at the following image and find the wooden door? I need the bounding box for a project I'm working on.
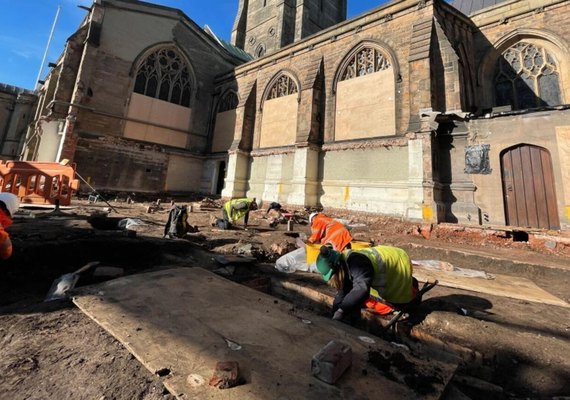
[501,144,559,229]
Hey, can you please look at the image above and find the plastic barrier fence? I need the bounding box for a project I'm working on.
[0,160,80,206]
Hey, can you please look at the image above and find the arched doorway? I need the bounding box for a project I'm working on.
[501,144,559,229]
[215,161,226,195]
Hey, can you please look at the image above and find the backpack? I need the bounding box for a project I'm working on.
[164,205,188,238]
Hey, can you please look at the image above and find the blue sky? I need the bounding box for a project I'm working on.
[0,0,388,90]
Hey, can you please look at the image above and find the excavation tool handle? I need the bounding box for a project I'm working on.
[381,279,439,332]
[74,261,100,275]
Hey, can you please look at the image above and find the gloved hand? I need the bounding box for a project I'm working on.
[332,309,344,321]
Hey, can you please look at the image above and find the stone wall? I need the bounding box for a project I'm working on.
[220,0,433,218]
[225,0,432,141]
[472,0,570,110]
[294,0,347,41]
[34,1,242,194]
[73,136,168,193]
[0,85,36,159]
[232,0,347,58]
[461,110,570,230]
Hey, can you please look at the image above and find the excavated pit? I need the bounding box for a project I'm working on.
[2,231,569,399]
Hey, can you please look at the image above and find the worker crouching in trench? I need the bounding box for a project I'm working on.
[307,212,353,252]
[213,198,258,230]
[316,244,419,324]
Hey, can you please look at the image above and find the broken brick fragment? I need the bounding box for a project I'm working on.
[311,340,352,384]
[208,361,242,389]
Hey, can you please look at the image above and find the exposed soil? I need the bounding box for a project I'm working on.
[368,350,443,395]
[1,196,569,399]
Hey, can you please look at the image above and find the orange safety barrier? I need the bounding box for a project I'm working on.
[0,160,80,206]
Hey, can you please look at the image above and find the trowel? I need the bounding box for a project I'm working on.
[45,261,100,302]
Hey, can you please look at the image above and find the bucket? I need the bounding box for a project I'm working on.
[350,241,372,250]
[306,243,322,264]
[306,241,371,263]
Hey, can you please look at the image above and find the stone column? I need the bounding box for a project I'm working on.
[287,145,320,206]
[407,132,436,222]
[221,149,250,198]
[446,132,481,224]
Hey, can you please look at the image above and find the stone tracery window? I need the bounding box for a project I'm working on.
[267,75,298,99]
[495,42,561,109]
[340,47,392,81]
[134,48,192,107]
[219,92,239,112]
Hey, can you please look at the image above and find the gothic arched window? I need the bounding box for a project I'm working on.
[267,75,298,100]
[134,48,192,107]
[495,42,561,110]
[339,47,392,82]
[219,92,239,112]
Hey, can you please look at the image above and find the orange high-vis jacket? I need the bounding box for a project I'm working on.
[308,214,353,252]
[0,210,13,260]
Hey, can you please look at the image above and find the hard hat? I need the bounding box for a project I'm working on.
[0,192,20,217]
[316,245,341,282]
[309,212,318,224]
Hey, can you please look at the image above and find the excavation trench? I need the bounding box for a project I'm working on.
[2,236,566,398]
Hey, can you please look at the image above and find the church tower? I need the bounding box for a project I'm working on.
[231,0,347,58]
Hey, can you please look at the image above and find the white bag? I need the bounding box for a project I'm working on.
[275,247,309,273]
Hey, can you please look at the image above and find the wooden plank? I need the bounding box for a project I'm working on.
[511,146,528,227]
[73,268,456,400]
[540,148,560,229]
[413,266,569,308]
[523,145,539,228]
[501,150,516,226]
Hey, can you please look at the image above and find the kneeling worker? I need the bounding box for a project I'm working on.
[214,198,258,230]
[307,212,353,252]
[316,244,417,322]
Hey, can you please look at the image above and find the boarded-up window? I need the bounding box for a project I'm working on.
[335,46,395,140]
[212,92,239,153]
[259,74,299,148]
[495,42,561,110]
[124,93,191,148]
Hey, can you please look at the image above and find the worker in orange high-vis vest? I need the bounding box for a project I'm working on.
[307,212,353,252]
[0,193,19,260]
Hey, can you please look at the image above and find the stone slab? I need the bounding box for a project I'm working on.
[73,267,456,399]
[413,266,570,308]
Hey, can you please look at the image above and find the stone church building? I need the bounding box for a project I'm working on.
[22,0,570,231]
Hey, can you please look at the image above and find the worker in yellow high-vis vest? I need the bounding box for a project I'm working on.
[213,198,258,230]
[316,244,418,323]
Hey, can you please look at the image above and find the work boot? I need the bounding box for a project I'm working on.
[209,214,217,227]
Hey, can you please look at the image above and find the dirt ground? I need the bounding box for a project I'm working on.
[1,195,569,399]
